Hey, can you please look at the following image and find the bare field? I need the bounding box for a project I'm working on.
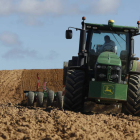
[0,69,63,104]
[0,68,140,140]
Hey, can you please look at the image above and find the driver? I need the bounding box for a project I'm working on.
[102,35,117,53]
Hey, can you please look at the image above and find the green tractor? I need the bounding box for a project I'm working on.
[63,17,140,115]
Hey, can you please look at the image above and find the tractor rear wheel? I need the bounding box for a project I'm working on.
[63,70,85,112]
[27,91,34,106]
[122,74,140,116]
[37,92,44,107]
[47,90,54,107]
[56,91,63,109]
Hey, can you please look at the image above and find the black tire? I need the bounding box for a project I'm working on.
[63,69,85,112]
[122,74,140,116]
[47,90,54,107]
[56,91,63,109]
[37,92,44,107]
[27,91,34,106]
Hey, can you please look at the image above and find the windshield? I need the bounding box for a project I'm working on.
[88,30,130,73]
[89,30,129,56]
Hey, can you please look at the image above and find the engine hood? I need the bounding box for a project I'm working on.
[97,52,121,66]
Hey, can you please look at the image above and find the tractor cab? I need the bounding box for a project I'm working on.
[87,28,129,75]
[85,20,139,76]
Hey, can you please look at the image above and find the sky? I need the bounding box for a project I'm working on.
[0,0,140,70]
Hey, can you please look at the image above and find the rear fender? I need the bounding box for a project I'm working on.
[129,71,140,75]
[68,66,86,71]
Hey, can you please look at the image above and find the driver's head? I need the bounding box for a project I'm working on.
[104,35,110,43]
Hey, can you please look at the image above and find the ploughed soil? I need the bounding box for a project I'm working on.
[0,64,140,140]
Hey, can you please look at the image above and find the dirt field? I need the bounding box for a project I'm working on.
[0,69,63,104]
[0,64,140,140]
[0,102,140,140]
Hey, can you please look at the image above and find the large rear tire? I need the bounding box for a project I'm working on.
[27,91,34,106]
[63,70,85,112]
[37,92,44,107]
[47,90,54,107]
[122,74,140,116]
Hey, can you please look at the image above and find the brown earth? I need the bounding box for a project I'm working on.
[0,69,63,104]
[0,64,140,140]
[0,103,140,140]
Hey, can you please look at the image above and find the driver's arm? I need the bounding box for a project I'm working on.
[111,41,117,53]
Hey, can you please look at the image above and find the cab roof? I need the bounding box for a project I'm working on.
[85,23,139,33]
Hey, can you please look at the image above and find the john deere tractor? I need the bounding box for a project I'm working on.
[63,17,140,116]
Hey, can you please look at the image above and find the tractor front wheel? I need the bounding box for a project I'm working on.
[63,69,85,112]
[122,74,140,116]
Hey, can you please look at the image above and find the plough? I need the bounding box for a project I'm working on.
[23,73,63,109]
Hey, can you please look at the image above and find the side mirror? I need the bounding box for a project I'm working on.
[66,30,72,39]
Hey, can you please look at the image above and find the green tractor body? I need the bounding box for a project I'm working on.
[89,51,127,101]
[89,81,127,101]
[63,17,140,115]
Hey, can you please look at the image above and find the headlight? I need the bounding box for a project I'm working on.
[112,66,121,70]
[97,65,101,68]
[99,73,106,78]
[111,74,118,79]
[101,65,106,69]
[97,65,106,69]
[116,67,121,70]
[92,78,95,81]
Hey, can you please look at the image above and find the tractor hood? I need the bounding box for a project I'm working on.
[97,52,121,66]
